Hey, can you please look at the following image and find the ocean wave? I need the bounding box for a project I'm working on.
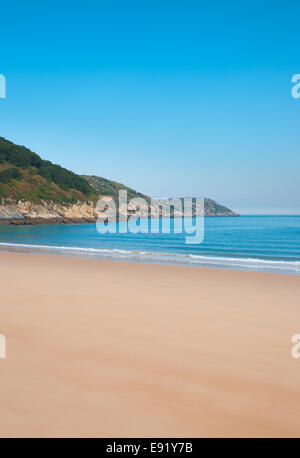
[0,242,299,274]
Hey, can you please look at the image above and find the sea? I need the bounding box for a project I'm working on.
[0,215,299,274]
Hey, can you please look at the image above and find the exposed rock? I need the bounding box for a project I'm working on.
[0,200,99,225]
[0,196,238,226]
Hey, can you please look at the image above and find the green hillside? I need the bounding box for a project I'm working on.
[0,137,98,203]
[0,137,152,205]
[82,175,151,203]
[0,137,149,203]
[0,137,237,216]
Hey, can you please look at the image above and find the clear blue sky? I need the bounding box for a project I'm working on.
[0,0,299,214]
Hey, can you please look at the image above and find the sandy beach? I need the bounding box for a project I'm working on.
[0,251,299,437]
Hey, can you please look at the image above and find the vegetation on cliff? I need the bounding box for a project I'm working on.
[0,137,151,204]
[82,175,151,203]
[0,136,238,217]
[0,137,97,203]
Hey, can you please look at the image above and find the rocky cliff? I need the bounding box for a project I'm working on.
[0,196,238,225]
[0,137,238,224]
[0,200,98,225]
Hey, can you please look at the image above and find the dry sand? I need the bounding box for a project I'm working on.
[0,251,299,437]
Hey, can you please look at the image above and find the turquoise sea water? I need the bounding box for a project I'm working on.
[0,216,299,274]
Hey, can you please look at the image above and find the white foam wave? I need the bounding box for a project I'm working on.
[0,242,299,274]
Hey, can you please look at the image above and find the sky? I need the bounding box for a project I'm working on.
[0,0,299,214]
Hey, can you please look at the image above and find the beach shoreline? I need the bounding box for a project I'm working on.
[0,251,300,437]
[0,241,299,275]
